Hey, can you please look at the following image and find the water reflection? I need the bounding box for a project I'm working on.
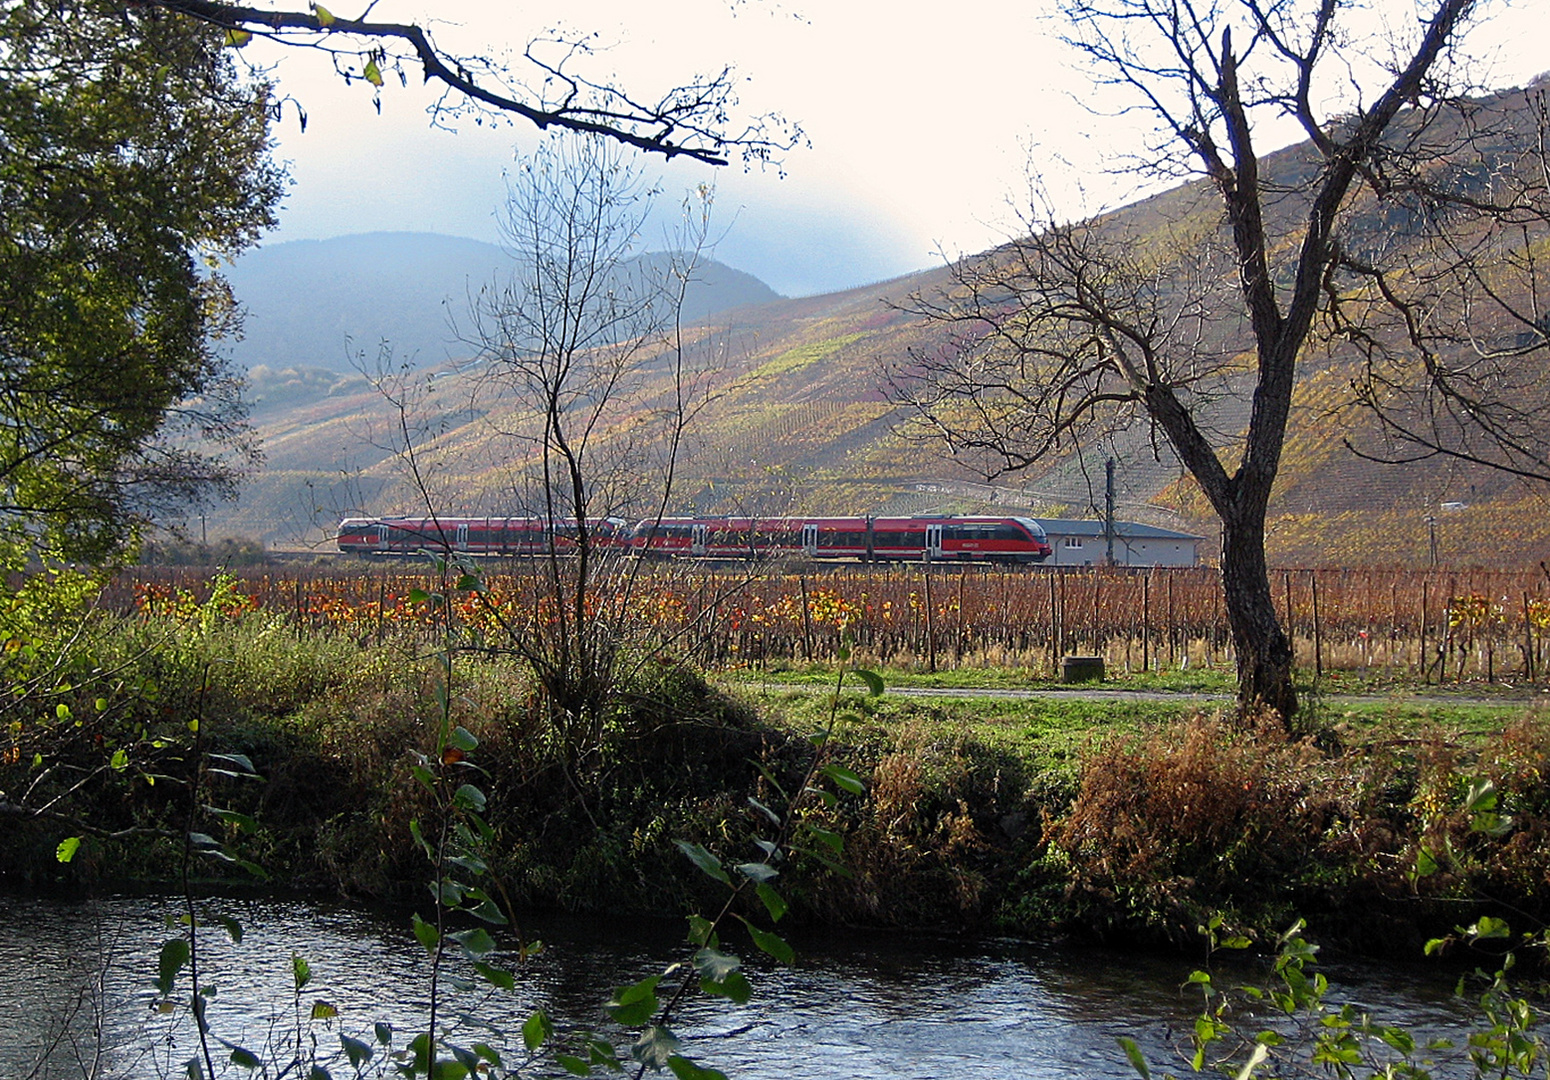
[1,893,1474,1079]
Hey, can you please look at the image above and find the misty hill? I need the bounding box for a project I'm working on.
[223,232,782,375]
[201,85,1550,569]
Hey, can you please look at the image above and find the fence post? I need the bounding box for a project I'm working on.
[1048,572,1058,678]
[923,569,936,673]
[1310,569,1322,682]
[1142,573,1151,673]
[1524,592,1535,681]
[799,575,813,662]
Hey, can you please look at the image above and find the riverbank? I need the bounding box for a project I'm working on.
[4,596,1549,958]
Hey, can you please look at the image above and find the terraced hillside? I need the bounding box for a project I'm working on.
[204,82,1550,570]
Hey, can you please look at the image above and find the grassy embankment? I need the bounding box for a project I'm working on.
[5,597,1549,957]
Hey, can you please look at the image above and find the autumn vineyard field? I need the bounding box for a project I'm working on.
[110,561,1550,686]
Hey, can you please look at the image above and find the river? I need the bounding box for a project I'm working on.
[0,892,1485,1079]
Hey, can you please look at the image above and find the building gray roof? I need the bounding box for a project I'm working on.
[1032,518,1203,542]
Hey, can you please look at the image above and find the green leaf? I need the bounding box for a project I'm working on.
[407,588,431,604]
[374,1022,393,1045]
[747,796,781,826]
[312,3,335,25]
[556,1053,591,1075]
[1117,1036,1151,1079]
[228,1045,261,1069]
[411,912,439,952]
[110,748,129,771]
[311,1000,338,1020]
[820,763,865,795]
[667,1054,729,1080]
[156,938,190,995]
[693,948,741,982]
[449,725,479,752]
[223,27,251,46]
[207,807,259,833]
[700,969,752,1005]
[449,927,497,958]
[735,862,779,884]
[55,836,82,863]
[363,59,384,87]
[309,1067,332,1080]
[453,784,486,812]
[674,840,731,885]
[215,914,244,944]
[292,954,312,991]
[632,1026,681,1069]
[686,914,716,947]
[755,883,788,923]
[803,824,844,854]
[606,975,661,1026]
[342,1034,373,1067]
[522,1009,553,1052]
[851,668,885,696]
[473,961,515,991]
[741,919,794,964]
[1468,916,1512,940]
[207,753,257,775]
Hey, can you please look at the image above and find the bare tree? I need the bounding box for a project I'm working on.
[127,0,800,165]
[894,0,1550,718]
[460,136,721,772]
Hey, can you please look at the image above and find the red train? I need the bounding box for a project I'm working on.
[335,516,629,557]
[630,516,1051,563]
[338,514,1052,564]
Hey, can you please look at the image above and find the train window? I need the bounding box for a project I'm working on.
[994,524,1025,540]
[874,531,920,548]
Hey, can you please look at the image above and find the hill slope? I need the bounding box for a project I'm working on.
[202,89,1550,569]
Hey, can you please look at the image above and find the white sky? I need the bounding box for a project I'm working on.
[252,0,1548,297]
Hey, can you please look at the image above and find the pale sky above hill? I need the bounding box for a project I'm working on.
[253,0,1547,297]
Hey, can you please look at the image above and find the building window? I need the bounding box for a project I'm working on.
[1064,537,1083,548]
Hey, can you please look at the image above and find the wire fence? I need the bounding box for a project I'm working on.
[109,561,1550,683]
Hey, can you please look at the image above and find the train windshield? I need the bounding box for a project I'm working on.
[1011,517,1048,542]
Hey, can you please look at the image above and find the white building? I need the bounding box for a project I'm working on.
[1033,519,1202,567]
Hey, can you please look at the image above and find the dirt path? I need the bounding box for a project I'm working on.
[737,680,1550,710]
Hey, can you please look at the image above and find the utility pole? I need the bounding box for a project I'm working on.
[1104,457,1116,566]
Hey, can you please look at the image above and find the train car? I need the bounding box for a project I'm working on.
[629,516,1052,564]
[336,516,627,557]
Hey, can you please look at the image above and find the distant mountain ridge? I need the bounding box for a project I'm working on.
[223,232,783,374]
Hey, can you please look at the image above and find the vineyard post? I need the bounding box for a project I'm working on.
[294,578,303,626]
[955,569,966,665]
[1421,579,1429,683]
[1142,572,1151,673]
[377,577,386,645]
[923,569,937,673]
[1047,571,1058,677]
[800,575,813,662]
[1390,578,1399,675]
[1310,570,1322,683]
[1057,571,1067,662]
[1167,572,1175,669]
[1091,569,1101,662]
[1523,592,1534,681]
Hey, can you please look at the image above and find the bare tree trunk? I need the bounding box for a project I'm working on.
[1220,506,1296,718]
